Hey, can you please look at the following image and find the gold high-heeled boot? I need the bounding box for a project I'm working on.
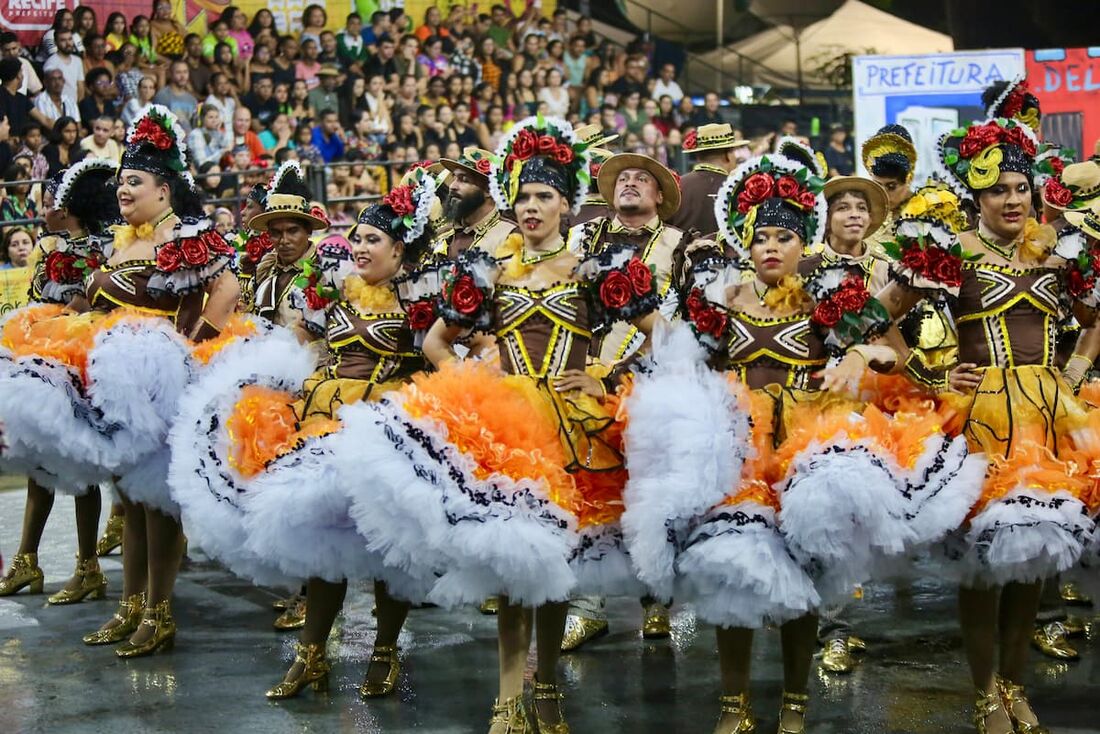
[266,642,330,700]
[84,592,146,645]
[96,515,125,556]
[48,556,107,605]
[715,692,756,733]
[359,644,400,698]
[273,596,307,631]
[973,688,1007,734]
[0,552,44,596]
[777,691,809,734]
[532,676,570,734]
[116,600,176,658]
[488,695,531,734]
[997,676,1050,734]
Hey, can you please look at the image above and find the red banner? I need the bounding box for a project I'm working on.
[1026,48,1100,160]
[4,0,78,47]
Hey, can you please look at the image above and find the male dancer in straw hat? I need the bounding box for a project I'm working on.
[667,122,749,236]
[434,146,517,260]
[561,152,690,650]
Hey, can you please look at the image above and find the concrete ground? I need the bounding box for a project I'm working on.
[1,485,1099,734]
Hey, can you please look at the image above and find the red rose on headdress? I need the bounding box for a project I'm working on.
[685,289,705,320]
[406,300,437,331]
[590,162,602,179]
[1050,157,1065,175]
[671,170,681,188]
[538,135,557,154]
[504,154,518,171]
[83,255,100,271]
[406,161,431,173]
[737,172,775,213]
[553,144,575,165]
[695,309,728,340]
[475,158,492,175]
[812,300,842,328]
[683,130,698,150]
[599,270,633,309]
[449,275,484,315]
[959,124,1002,158]
[245,232,273,263]
[310,206,330,227]
[1001,88,1025,119]
[383,186,416,216]
[180,237,211,266]
[626,257,653,296]
[797,190,817,211]
[775,175,801,200]
[931,254,962,287]
[156,243,183,272]
[1045,179,1074,208]
[134,117,173,151]
[900,246,929,272]
[303,284,328,311]
[512,129,538,159]
[1003,125,1036,156]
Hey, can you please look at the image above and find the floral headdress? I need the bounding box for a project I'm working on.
[53,158,118,211]
[248,160,328,231]
[983,77,1042,132]
[883,182,977,293]
[935,117,1039,203]
[488,114,593,214]
[1053,223,1100,309]
[1042,156,1100,213]
[357,166,437,246]
[122,104,189,177]
[715,147,828,258]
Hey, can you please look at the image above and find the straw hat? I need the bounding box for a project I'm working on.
[823,176,889,236]
[683,123,748,155]
[597,153,681,220]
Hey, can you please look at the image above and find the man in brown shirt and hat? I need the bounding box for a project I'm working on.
[433,146,517,261]
[667,123,748,236]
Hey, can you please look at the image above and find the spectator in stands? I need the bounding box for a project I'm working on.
[244,76,280,130]
[296,39,323,90]
[1,33,42,98]
[338,14,369,75]
[362,11,391,49]
[308,67,342,121]
[488,5,515,51]
[227,106,265,164]
[119,74,155,127]
[248,9,276,41]
[204,72,237,129]
[273,36,300,89]
[292,121,324,166]
[82,35,114,76]
[318,31,341,69]
[259,113,293,153]
[111,118,126,145]
[44,29,86,102]
[38,10,84,64]
[105,12,129,52]
[779,118,798,136]
[129,15,168,88]
[1,169,37,225]
[189,104,231,168]
[210,41,246,92]
[1,60,46,140]
[419,36,452,78]
[300,5,329,48]
[41,116,87,176]
[476,104,506,150]
[153,61,199,132]
[1,226,35,266]
[538,68,570,118]
[365,34,400,87]
[111,42,145,103]
[80,115,122,162]
[652,63,684,104]
[311,109,345,163]
[16,123,49,180]
[223,6,254,60]
[202,19,238,61]
[78,68,120,131]
[35,69,81,127]
[184,33,212,98]
[610,55,648,98]
[287,79,314,125]
[563,35,592,89]
[690,92,724,128]
[416,7,450,43]
[150,0,187,61]
[248,43,276,90]
[396,35,426,82]
[824,125,855,177]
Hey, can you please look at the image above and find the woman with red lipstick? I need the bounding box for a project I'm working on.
[854,116,1100,734]
[627,146,984,734]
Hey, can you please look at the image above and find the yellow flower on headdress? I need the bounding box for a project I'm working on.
[740,205,759,248]
[902,195,929,217]
[1018,107,1040,133]
[966,145,1003,190]
[508,159,525,206]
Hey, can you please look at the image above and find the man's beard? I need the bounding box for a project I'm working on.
[444,187,487,223]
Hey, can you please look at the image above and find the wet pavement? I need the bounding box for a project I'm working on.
[1,485,1099,734]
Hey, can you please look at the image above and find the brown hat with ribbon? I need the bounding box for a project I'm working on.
[683,123,748,155]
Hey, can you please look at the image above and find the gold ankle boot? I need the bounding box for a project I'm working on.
[84,592,146,645]
[997,676,1050,734]
[480,596,500,615]
[48,556,107,605]
[778,691,808,734]
[0,552,44,596]
[359,644,400,698]
[116,600,176,658]
[532,676,570,734]
[641,602,671,639]
[973,688,1007,734]
[266,642,330,700]
[273,597,307,631]
[715,692,756,733]
[1060,581,1092,607]
[561,614,609,652]
[96,515,125,556]
[489,695,531,734]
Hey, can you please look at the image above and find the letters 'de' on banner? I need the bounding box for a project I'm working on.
[852,50,1025,185]
[1026,48,1100,159]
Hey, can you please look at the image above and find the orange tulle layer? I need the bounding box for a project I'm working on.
[2,305,151,382]
[190,315,258,365]
[226,385,340,477]
[399,361,627,527]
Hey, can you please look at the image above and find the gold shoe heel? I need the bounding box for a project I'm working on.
[359,644,400,698]
[48,556,108,605]
[84,593,146,645]
[532,676,570,734]
[96,515,125,556]
[716,692,756,733]
[116,600,176,658]
[0,553,44,596]
[778,691,808,734]
[266,642,330,700]
[642,602,671,639]
[489,695,531,734]
[997,676,1050,734]
[974,688,1006,734]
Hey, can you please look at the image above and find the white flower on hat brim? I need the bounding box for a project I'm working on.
[488,115,592,215]
[54,158,118,210]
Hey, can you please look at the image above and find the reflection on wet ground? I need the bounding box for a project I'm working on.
[1,488,1099,733]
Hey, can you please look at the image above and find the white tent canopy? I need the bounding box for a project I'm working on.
[692,0,953,91]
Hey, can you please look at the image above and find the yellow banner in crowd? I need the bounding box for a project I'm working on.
[0,267,31,315]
